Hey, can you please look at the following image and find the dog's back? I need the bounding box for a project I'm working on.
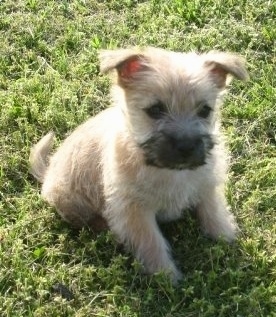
[30,107,119,228]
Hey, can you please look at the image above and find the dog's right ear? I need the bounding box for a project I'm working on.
[99,49,147,85]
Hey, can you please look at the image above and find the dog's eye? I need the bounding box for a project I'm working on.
[198,104,212,118]
[145,102,166,119]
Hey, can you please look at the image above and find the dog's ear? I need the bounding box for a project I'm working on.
[204,52,249,88]
[99,49,146,84]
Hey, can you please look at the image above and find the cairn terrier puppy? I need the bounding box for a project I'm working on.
[30,47,248,282]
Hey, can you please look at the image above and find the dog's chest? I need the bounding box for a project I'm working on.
[136,168,202,217]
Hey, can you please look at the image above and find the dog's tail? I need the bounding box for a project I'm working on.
[29,132,54,183]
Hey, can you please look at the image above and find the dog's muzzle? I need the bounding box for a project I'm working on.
[139,132,214,170]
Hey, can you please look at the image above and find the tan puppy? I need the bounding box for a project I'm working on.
[30,47,248,282]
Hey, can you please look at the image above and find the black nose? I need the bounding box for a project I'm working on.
[174,137,204,157]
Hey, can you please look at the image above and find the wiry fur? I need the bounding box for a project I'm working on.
[30,47,248,282]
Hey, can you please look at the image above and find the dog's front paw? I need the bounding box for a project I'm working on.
[203,211,238,243]
[197,191,239,243]
[169,266,183,285]
[145,262,183,285]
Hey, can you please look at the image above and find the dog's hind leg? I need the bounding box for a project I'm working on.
[42,187,107,232]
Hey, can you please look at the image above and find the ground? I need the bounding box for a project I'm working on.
[0,1,275,316]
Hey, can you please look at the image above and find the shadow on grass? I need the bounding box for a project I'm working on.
[39,212,271,316]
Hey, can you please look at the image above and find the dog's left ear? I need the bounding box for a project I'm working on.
[99,49,147,85]
[204,52,249,88]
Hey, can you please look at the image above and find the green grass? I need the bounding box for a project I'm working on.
[0,0,275,316]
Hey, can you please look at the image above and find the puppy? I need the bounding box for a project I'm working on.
[30,47,248,282]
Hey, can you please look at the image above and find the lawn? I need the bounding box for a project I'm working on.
[0,0,275,316]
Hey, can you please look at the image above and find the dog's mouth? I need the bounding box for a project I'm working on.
[139,133,214,171]
[144,156,206,171]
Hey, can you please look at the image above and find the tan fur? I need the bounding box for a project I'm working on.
[30,47,248,283]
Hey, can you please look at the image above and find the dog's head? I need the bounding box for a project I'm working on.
[100,47,248,170]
